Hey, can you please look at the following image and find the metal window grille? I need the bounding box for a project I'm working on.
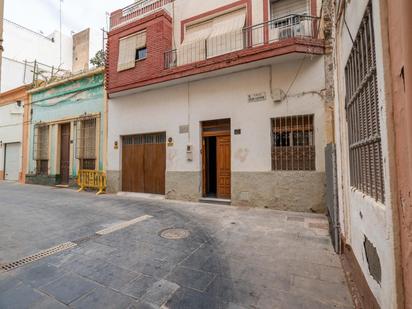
[123,133,166,145]
[33,125,49,175]
[76,118,97,170]
[271,114,315,171]
[344,2,384,203]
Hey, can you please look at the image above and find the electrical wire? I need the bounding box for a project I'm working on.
[285,54,307,97]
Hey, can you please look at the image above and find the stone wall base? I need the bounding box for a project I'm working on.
[106,169,325,213]
[25,174,77,187]
[165,171,201,202]
[106,170,121,193]
[231,171,326,212]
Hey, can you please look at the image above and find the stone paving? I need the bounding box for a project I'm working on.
[0,182,354,308]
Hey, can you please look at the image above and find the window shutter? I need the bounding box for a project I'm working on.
[34,125,49,160]
[135,31,147,50]
[207,8,246,58]
[178,21,212,66]
[117,34,137,72]
[270,0,308,19]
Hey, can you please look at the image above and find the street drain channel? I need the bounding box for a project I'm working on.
[160,228,190,240]
[0,242,77,272]
[0,215,154,273]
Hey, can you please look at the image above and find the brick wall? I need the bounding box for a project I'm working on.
[106,10,173,93]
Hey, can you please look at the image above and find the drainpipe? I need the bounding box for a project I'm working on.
[0,0,4,92]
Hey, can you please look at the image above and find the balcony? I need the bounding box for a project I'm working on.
[107,12,324,95]
[110,0,173,30]
[165,14,320,69]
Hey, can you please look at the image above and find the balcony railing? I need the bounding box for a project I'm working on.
[165,14,320,69]
[111,0,173,30]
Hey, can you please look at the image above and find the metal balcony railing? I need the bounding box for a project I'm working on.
[165,14,320,69]
[111,0,174,29]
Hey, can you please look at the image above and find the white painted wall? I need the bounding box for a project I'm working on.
[334,0,398,308]
[1,19,73,92]
[0,102,24,177]
[1,20,104,92]
[108,55,326,175]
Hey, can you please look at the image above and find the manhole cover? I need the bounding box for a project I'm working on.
[160,228,190,240]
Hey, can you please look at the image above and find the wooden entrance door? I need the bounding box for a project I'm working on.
[60,123,71,185]
[122,133,166,194]
[216,135,231,199]
[202,119,231,199]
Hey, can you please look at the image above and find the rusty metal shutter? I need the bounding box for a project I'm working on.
[344,2,385,203]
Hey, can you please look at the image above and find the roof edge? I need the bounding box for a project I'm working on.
[28,67,105,94]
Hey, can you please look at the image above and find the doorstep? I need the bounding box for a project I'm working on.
[55,184,69,188]
[117,191,165,200]
[198,197,231,206]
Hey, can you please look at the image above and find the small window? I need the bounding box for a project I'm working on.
[135,47,147,61]
[117,30,147,71]
[271,115,315,171]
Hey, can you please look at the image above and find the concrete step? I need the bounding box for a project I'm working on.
[198,197,231,206]
[117,191,165,200]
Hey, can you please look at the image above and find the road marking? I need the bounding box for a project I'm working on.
[96,215,153,235]
[1,242,77,272]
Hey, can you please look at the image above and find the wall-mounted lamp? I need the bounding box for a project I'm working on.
[16,100,22,107]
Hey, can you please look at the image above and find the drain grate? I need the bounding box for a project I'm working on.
[1,242,77,272]
[160,228,190,240]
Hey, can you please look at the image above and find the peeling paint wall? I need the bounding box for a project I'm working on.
[27,72,105,183]
[387,0,412,307]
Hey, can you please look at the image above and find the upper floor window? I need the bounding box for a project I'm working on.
[270,0,309,20]
[269,0,311,40]
[117,30,147,72]
[178,8,246,66]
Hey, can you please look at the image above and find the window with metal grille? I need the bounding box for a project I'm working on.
[271,115,315,170]
[76,118,97,170]
[344,3,384,203]
[122,133,166,145]
[33,125,49,175]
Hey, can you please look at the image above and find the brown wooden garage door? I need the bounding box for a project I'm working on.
[122,132,166,194]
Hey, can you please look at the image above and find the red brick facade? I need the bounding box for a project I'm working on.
[106,10,173,94]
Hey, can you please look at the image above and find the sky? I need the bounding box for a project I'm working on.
[5,0,132,35]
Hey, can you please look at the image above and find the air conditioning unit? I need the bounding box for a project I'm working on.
[279,24,300,39]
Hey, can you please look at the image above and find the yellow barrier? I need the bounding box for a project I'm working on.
[77,170,107,195]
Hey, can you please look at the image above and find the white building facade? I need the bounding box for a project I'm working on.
[0,86,29,183]
[1,19,73,92]
[106,0,331,212]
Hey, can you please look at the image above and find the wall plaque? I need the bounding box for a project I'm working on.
[248,92,267,103]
